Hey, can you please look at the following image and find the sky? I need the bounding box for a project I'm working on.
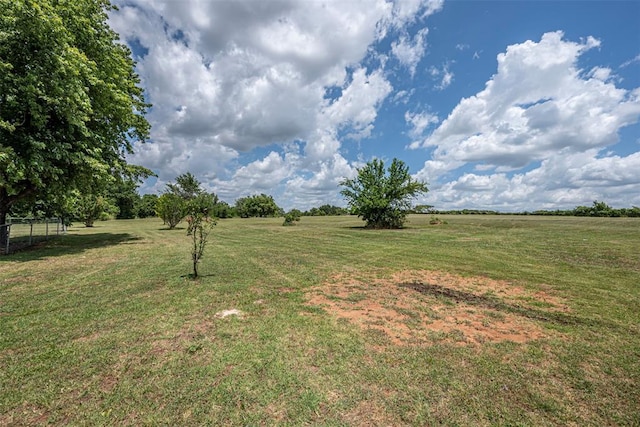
[109,0,640,212]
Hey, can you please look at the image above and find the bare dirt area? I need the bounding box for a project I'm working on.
[305,270,569,347]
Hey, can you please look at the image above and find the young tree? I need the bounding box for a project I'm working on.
[186,213,215,278]
[185,195,217,278]
[157,175,217,229]
[340,158,428,229]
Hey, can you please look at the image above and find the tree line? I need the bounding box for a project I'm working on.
[426,201,640,217]
[5,169,354,227]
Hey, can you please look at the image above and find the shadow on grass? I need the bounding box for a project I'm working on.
[344,226,417,230]
[0,233,140,262]
[399,281,621,331]
[179,273,216,280]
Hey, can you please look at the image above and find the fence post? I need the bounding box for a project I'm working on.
[46,220,49,240]
[29,221,33,245]
[4,224,10,255]
[6,217,11,255]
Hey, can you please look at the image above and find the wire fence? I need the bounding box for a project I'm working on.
[1,218,65,255]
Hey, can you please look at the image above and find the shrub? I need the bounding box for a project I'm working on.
[283,210,301,226]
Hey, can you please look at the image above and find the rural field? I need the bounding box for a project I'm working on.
[1,215,638,425]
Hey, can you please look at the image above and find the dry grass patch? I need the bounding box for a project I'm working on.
[149,316,218,357]
[306,270,568,347]
[342,399,397,426]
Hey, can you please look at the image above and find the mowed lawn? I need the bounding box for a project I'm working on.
[1,215,638,425]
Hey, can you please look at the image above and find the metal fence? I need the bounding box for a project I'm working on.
[1,218,65,255]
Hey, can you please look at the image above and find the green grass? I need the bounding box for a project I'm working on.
[1,215,639,425]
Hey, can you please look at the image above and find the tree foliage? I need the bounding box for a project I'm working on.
[235,194,281,218]
[574,200,618,217]
[185,203,216,279]
[0,0,149,243]
[166,172,202,201]
[304,205,348,216]
[283,209,302,226]
[136,194,158,218]
[74,193,118,227]
[157,174,218,229]
[156,193,185,229]
[110,165,156,219]
[340,158,428,229]
[211,201,234,219]
[187,193,217,217]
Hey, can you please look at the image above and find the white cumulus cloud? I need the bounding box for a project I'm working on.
[391,28,429,76]
[110,0,428,207]
[414,31,640,210]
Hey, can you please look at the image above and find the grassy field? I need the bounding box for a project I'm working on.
[1,215,638,425]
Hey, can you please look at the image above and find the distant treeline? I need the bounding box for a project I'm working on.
[416,201,640,217]
[301,205,349,216]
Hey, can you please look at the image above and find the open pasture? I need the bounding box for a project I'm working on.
[1,215,638,425]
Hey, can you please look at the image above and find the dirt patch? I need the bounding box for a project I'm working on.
[305,270,568,347]
[100,375,119,393]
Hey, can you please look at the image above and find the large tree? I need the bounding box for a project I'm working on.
[340,158,428,229]
[0,0,150,243]
[235,194,281,218]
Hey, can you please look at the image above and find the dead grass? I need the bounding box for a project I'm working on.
[149,316,218,357]
[306,269,568,347]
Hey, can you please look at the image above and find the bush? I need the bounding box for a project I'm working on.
[283,210,301,226]
[429,216,447,225]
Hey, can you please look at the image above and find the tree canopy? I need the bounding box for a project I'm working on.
[304,204,349,216]
[157,173,218,229]
[340,158,428,229]
[235,194,281,218]
[166,172,202,201]
[156,193,185,229]
[136,194,159,219]
[0,0,150,237]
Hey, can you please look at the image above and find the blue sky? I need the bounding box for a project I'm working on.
[110,0,640,211]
